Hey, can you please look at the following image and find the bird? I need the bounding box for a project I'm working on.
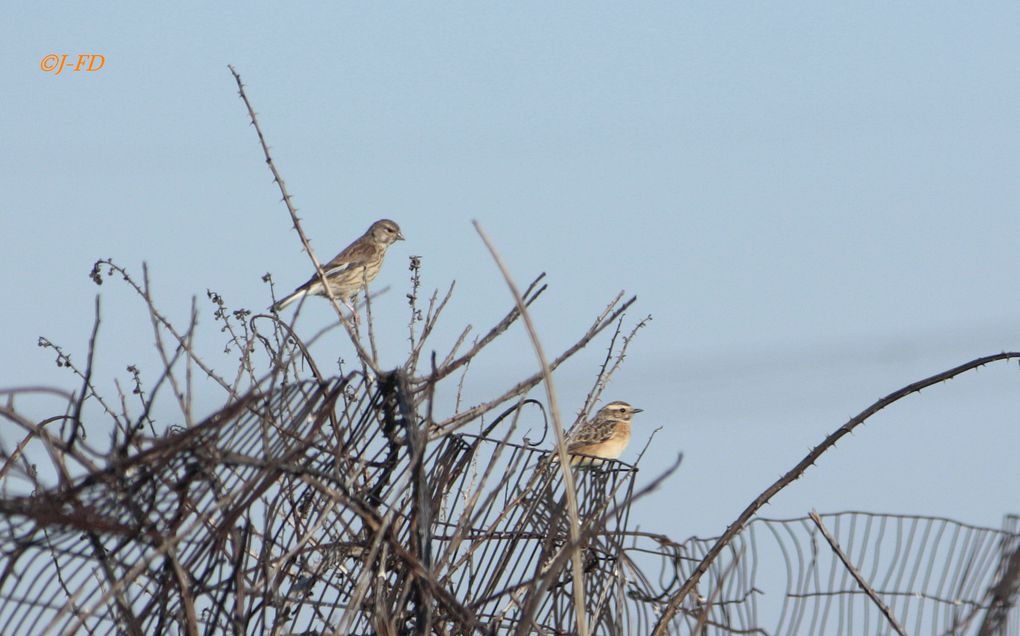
[271,219,404,312]
[564,400,643,465]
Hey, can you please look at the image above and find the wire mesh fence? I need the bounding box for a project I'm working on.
[0,370,646,634]
[0,251,657,634]
[5,260,1020,635]
[623,512,1020,635]
[4,357,1019,635]
[3,255,1020,635]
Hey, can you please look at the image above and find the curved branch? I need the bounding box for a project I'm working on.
[651,351,1020,635]
[472,221,589,636]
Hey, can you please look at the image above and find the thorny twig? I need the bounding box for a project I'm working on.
[650,351,1020,635]
[227,65,379,375]
[577,312,652,427]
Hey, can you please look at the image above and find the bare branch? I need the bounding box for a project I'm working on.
[650,351,1020,635]
[227,65,378,372]
[472,220,589,636]
[808,510,907,636]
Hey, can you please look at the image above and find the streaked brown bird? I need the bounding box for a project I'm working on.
[565,401,643,465]
[272,219,404,312]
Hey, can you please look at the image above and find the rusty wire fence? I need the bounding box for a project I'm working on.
[0,366,645,634]
[0,256,664,634]
[3,256,1018,635]
[623,512,1020,635]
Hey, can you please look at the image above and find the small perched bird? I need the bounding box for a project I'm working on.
[565,401,643,465]
[272,219,404,312]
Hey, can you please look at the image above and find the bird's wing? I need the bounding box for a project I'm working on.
[291,241,377,290]
[566,421,613,452]
[322,260,364,278]
[320,240,378,277]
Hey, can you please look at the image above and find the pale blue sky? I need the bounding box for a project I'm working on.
[3,3,1019,539]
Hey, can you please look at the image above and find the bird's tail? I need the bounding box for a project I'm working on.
[271,289,306,312]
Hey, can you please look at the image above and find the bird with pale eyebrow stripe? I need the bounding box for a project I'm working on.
[564,401,644,465]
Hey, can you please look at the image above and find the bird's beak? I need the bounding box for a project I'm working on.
[632,408,644,414]
[396,232,406,241]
